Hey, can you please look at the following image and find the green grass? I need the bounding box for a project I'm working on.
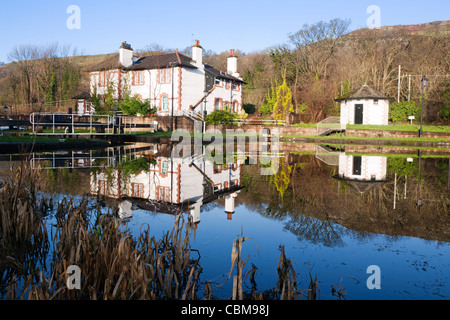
[290,123,450,132]
[290,150,449,159]
[0,135,86,143]
[281,134,450,142]
[346,124,450,132]
[290,123,317,128]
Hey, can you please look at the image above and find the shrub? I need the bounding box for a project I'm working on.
[119,95,154,116]
[243,104,256,114]
[205,109,237,125]
[388,101,420,123]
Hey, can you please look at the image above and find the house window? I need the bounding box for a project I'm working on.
[133,71,145,85]
[99,72,106,87]
[214,78,222,87]
[98,180,107,194]
[161,96,168,111]
[214,98,221,110]
[373,99,378,104]
[159,68,171,84]
[157,186,170,202]
[161,161,168,175]
[232,101,238,113]
[213,164,221,174]
[131,183,144,198]
[232,83,239,91]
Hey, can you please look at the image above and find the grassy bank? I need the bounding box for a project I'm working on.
[0,135,84,143]
[346,124,450,132]
[291,123,450,132]
[281,134,450,143]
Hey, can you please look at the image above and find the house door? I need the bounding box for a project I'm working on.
[353,156,362,175]
[354,104,363,124]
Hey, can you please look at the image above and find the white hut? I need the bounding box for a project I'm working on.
[336,84,391,126]
[333,153,389,195]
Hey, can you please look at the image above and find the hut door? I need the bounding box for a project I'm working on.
[354,104,363,124]
[353,156,362,175]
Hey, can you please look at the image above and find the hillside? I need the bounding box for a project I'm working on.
[345,20,450,39]
[0,20,448,121]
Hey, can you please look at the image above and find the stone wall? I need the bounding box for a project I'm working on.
[345,129,450,140]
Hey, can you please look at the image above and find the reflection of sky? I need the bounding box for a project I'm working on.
[125,201,450,300]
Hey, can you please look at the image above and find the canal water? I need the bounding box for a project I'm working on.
[1,142,449,300]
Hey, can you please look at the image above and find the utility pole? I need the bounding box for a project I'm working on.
[397,65,401,103]
[408,74,411,101]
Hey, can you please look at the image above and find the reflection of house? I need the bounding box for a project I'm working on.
[87,41,244,116]
[90,156,241,222]
[333,153,389,194]
[335,84,391,126]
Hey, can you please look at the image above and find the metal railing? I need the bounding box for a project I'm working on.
[316,116,344,136]
[232,119,286,126]
[31,146,139,169]
[315,145,340,166]
[29,112,137,135]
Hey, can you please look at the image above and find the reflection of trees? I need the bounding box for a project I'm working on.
[284,214,345,247]
[240,154,450,243]
[269,157,293,200]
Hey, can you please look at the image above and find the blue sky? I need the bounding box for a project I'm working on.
[0,0,449,62]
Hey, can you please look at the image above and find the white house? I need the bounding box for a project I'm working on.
[87,41,244,117]
[333,153,389,194]
[90,155,241,222]
[336,84,392,126]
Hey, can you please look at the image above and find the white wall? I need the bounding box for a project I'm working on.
[338,153,387,181]
[90,157,241,204]
[89,65,243,116]
[206,81,243,114]
[340,99,389,125]
[180,67,205,113]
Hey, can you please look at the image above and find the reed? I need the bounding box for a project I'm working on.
[0,161,50,296]
[2,161,332,300]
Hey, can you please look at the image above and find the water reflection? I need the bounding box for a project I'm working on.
[1,142,449,299]
[24,143,449,243]
[334,152,389,194]
[30,143,157,169]
[88,144,242,225]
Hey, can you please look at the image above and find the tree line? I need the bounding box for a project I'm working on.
[2,43,81,112]
[235,19,449,123]
[2,19,449,123]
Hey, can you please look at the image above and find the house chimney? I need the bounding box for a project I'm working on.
[224,192,237,216]
[227,49,238,77]
[119,41,133,67]
[192,40,203,67]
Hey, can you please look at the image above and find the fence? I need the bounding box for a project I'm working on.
[31,145,141,170]
[315,145,340,166]
[29,112,137,135]
[232,119,286,126]
[316,116,344,136]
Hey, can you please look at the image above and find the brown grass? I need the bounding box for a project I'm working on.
[1,162,329,300]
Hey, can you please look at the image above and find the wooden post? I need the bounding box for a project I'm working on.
[393,173,397,209]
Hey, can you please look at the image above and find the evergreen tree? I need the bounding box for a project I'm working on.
[272,74,294,121]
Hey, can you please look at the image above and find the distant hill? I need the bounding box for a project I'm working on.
[0,20,448,108]
[344,20,450,39]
